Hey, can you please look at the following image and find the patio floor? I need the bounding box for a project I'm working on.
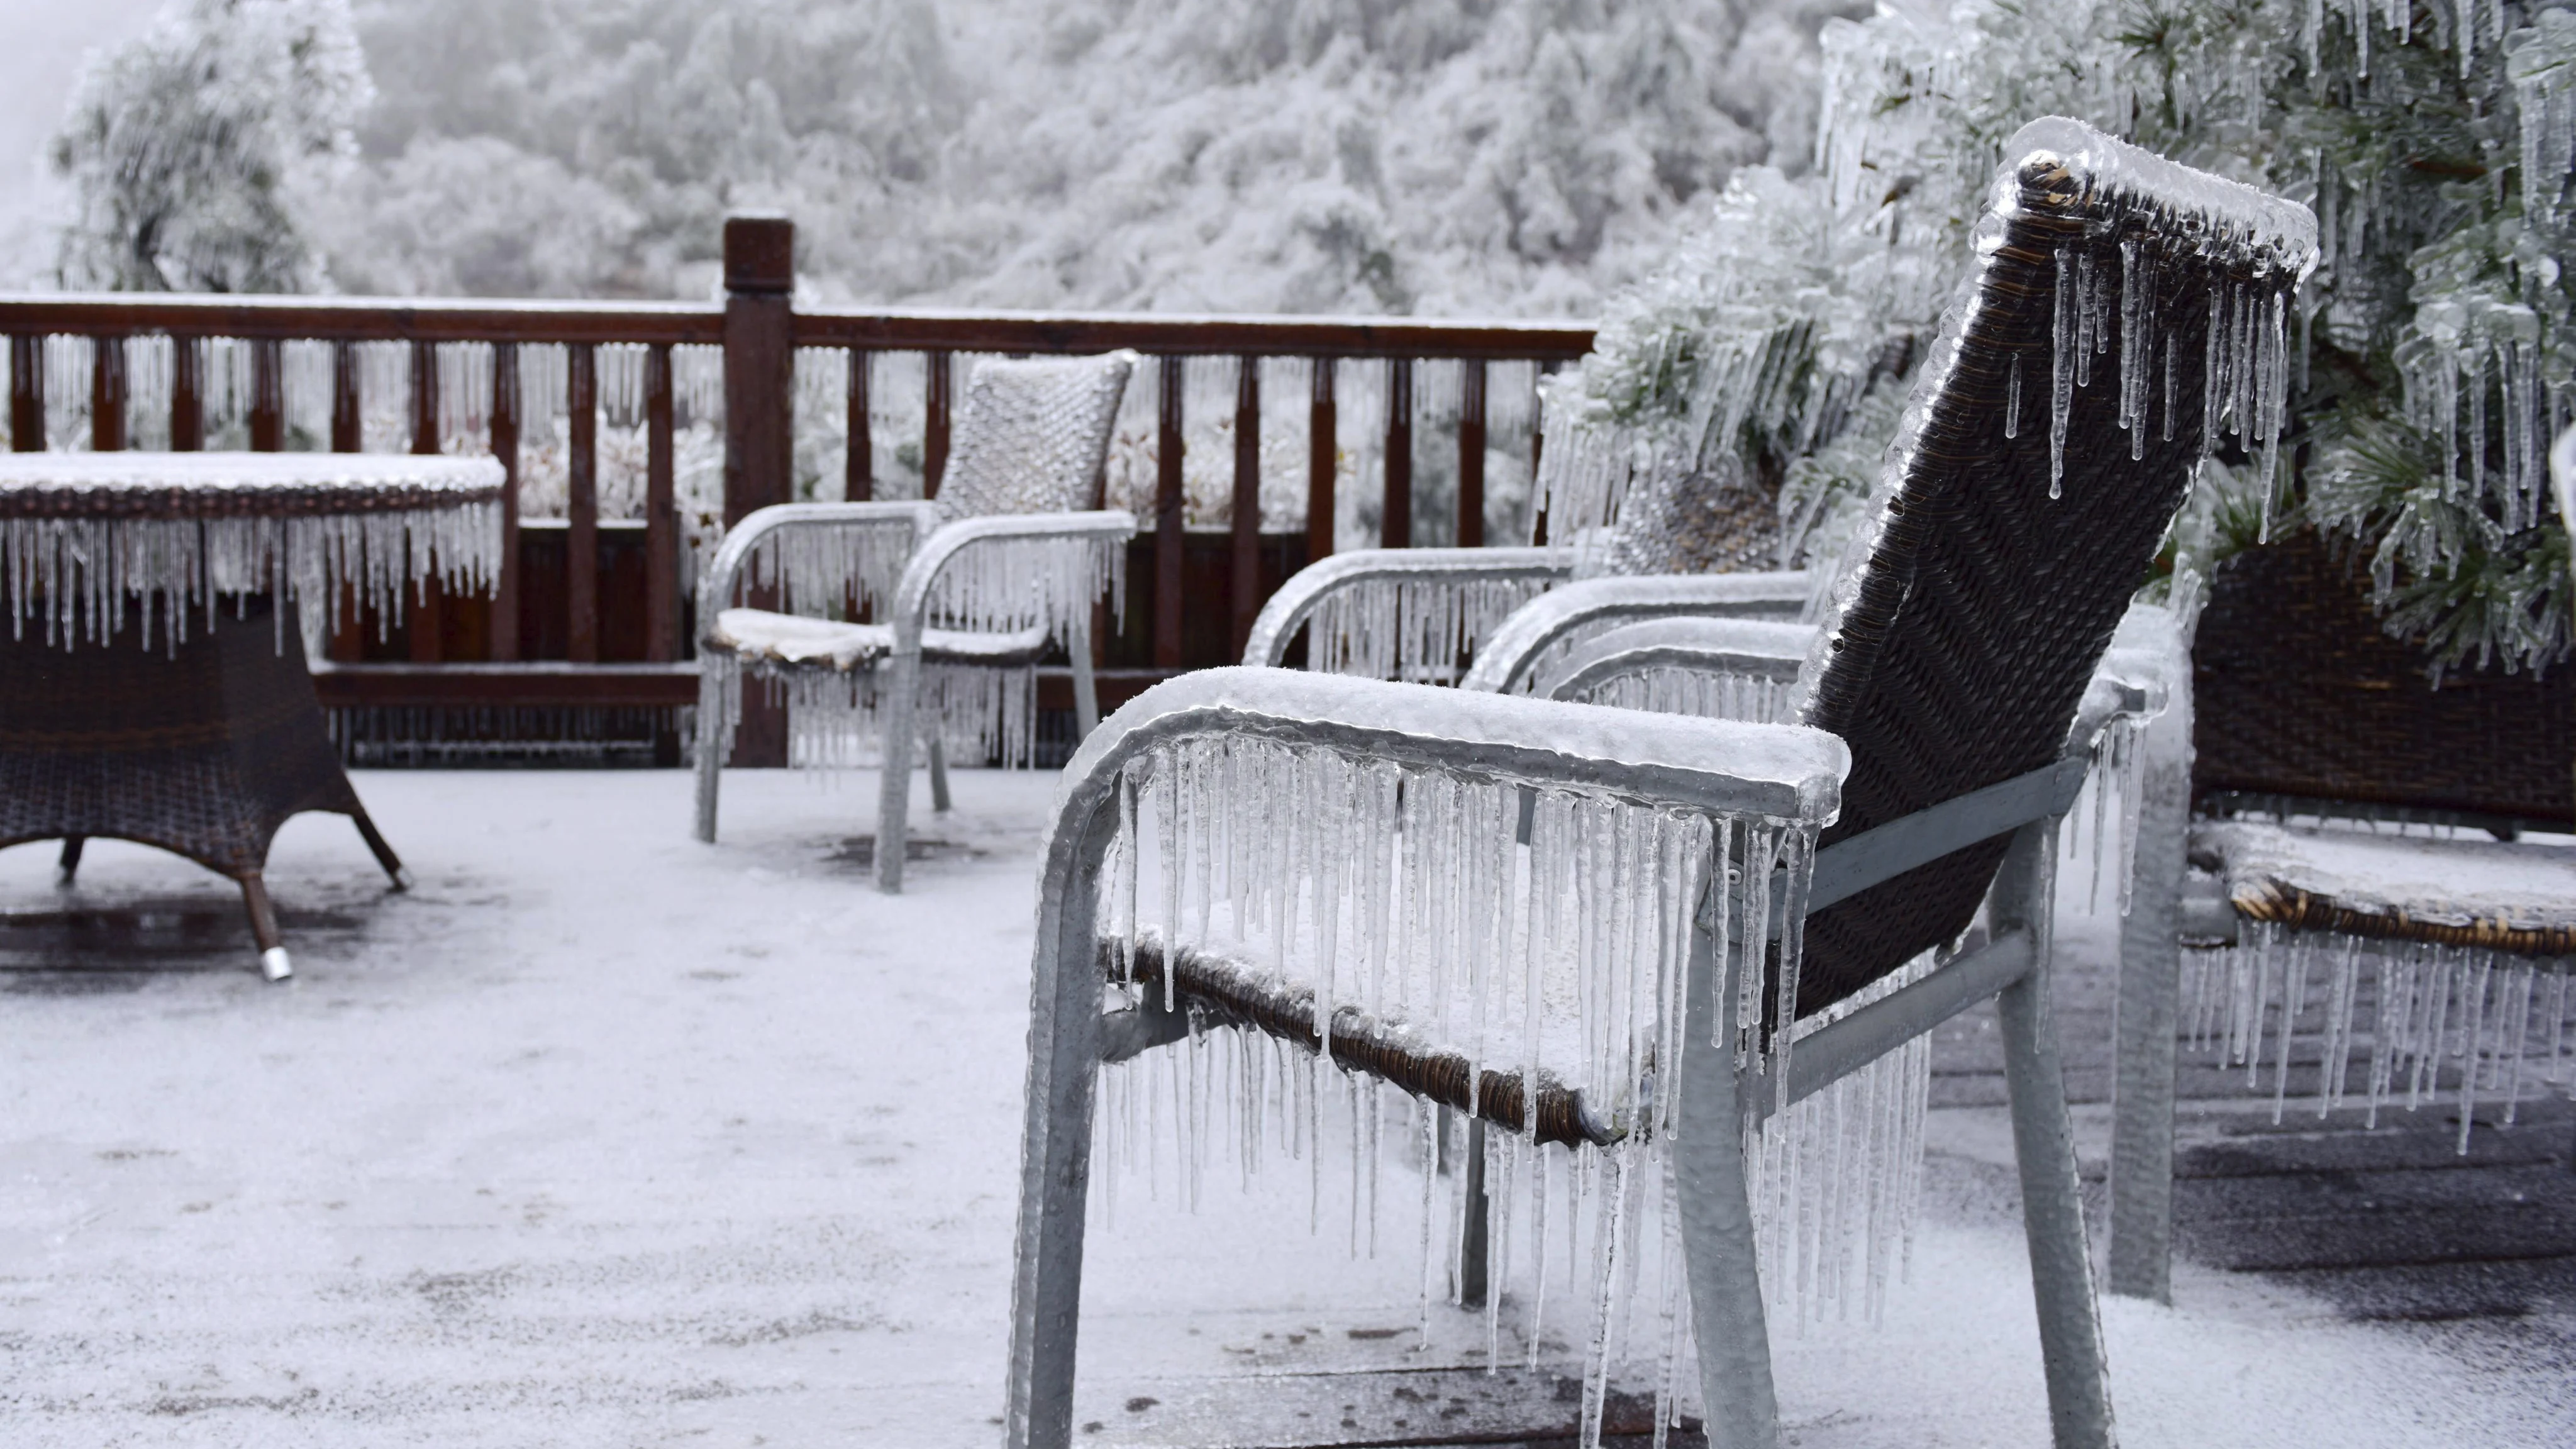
[2,767,2570,1447]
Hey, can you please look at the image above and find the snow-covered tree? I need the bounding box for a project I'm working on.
[51,0,374,293]
[1554,0,2576,680]
[305,0,1863,314]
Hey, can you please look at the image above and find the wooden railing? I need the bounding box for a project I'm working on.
[0,215,1594,761]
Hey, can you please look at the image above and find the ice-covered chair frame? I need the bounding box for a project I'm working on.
[691,351,1140,891]
[2099,425,2576,1302]
[1007,119,2316,1449]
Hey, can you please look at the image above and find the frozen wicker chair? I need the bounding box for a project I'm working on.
[1007,119,2316,1449]
[694,351,1138,888]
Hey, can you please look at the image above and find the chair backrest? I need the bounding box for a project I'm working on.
[935,351,1138,520]
[2192,526,2575,830]
[1790,117,2316,1016]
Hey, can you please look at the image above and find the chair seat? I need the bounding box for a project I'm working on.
[1104,934,1620,1148]
[709,608,1053,670]
[2192,819,2576,955]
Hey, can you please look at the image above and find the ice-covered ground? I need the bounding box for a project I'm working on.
[1,768,2568,1446]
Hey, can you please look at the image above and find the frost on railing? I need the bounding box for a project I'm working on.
[1306,574,1555,684]
[2186,924,2575,1153]
[1086,733,1871,1445]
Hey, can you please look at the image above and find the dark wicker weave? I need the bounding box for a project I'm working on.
[0,595,404,958]
[1794,146,2299,1018]
[2192,526,2573,830]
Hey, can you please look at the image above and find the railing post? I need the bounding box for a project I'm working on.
[723,213,796,525]
[1382,357,1411,547]
[567,341,599,664]
[9,334,40,452]
[90,335,125,452]
[1153,354,1186,668]
[331,341,361,452]
[1530,358,1553,547]
[646,344,679,663]
[170,335,202,452]
[1457,357,1485,547]
[249,338,284,452]
[925,348,953,497]
[489,341,521,662]
[723,212,796,765]
[409,340,443,662]
[1307,356,1336,563]
[1230,354,1262,658]
[845,345,873,501]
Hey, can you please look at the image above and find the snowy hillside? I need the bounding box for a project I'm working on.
[308,0,1862,314]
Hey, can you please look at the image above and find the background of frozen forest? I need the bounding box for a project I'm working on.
[0,0,1868,316]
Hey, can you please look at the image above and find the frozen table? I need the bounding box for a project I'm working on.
[0,452,505,979]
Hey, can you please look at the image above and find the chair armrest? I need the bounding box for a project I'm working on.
[1539,617,1819,702]
[1050,667,1848,859]
[697,501,940,643]
[890,510,1139,653]
[1241,547,1572,667]
[1459,572,1815,694]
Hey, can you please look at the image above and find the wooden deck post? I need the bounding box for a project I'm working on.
[1230,355,1262,659]
[89,335,125,452]
[722,213,796,765]
[9,334,40,452]
[1382,357,1411,547]
[1153,354,1186,668]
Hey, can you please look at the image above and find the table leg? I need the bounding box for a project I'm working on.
[57,836,84,885]
[349,808,411,891]
[240,874,293,982]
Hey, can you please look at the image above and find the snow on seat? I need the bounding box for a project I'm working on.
[2195,819,2576,955]
[709,608,1050,672]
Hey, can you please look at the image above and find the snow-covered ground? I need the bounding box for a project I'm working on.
[1,768,2568,1446]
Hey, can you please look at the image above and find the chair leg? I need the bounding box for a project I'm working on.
[693,662,730,843]
[927,734,953,814]
[1992,824,2117,1449]
[1005,794,1117,1449]
[876,652,920,893]
[348,808,410,891]
[240,873,292,982]
[56,835,84,885]
[1676,890,1779,1449]
[1070,613,1101,741]
[2109,682,2190,1302]
[1458,1116,1490,1307]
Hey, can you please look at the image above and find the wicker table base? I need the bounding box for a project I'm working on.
[0,596,404,979]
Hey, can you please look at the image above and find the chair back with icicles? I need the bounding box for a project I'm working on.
[1788,116,2316,1019]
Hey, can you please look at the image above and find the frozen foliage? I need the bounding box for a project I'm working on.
[50,0,372,292]
[1555,0,2575,677]
[0,452,502,649]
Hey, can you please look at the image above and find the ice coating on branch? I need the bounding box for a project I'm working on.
[0,452,503,649]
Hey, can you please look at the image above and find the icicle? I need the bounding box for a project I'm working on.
[2050,245,2077,498]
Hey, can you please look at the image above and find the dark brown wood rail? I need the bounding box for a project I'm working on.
[0,214,1594,762]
